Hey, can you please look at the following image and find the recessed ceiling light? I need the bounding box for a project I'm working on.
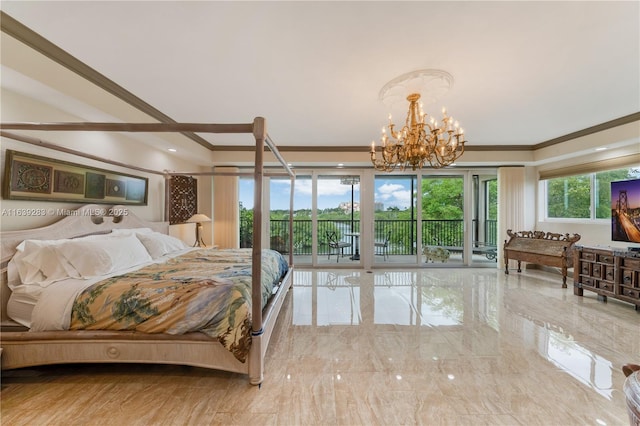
[595,147,607,151]
[337,163,344,168]
[168,148,177,152]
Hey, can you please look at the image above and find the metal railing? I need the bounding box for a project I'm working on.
[241,218,497,256]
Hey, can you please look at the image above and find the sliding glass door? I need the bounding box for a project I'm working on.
[470,174,498,265]
[239,169,497,267]
[373,175,418,265]
[316,175,361,266]
[421,175,465,265]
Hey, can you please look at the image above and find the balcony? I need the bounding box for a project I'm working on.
[241,218,497,263]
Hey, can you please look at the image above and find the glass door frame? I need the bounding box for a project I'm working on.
[287,168,497,268]
[310,170,364,268]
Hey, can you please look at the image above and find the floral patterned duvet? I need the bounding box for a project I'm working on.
[69,248,289,362]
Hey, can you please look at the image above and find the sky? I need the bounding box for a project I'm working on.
[239,177,414,211]
[611,177,640,209]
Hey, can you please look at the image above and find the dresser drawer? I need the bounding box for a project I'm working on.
[592,264,602,278]
[604,267,615,281]
[621,286,640,300]
[621,257,640,269]
[580,263,591,275]
[580,276,596,288]
[598,254,615,264]
[582,252,596,261]
[597,281,615,293]
[622,270,638,285]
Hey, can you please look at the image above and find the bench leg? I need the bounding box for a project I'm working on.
[517,261,521,273]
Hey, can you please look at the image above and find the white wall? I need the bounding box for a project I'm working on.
[0,89,211,234]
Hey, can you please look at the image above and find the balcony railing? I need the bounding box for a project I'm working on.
[241,218,497,256]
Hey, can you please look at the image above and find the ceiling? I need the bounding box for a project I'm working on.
[1,1,639,167]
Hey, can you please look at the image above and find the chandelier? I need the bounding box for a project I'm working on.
[370,69,466,171]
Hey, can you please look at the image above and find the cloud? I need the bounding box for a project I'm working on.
[376,183,411,209]
[293,179,360,197]
[378,183,405,194]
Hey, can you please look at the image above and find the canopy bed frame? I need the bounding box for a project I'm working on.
[0,117,295,385]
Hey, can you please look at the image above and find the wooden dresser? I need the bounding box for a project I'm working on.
[573,246,640,310]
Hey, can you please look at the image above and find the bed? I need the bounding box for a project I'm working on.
[0,117,295,385]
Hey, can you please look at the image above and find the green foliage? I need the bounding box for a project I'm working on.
[487,180,498,220]
[239,202,254,247]
[547,175,591,218]
[546,168,639,219]
[421,178,464,219]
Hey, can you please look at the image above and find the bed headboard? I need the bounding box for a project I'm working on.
[0,204,169,324]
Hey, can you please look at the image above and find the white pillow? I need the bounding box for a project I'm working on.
[111,227,154,236]
[56,234,152,277]
[136,232,189,259]
[8,239,79,287]
[21,242,80,284]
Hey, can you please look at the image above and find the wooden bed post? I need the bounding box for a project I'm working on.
[290,174,295,266]
[250,117,266,384]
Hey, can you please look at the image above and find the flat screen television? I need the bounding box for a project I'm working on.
[611,178,640,243]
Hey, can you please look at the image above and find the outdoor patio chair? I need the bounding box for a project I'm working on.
[326,230,351,263]
[374,231,391,261]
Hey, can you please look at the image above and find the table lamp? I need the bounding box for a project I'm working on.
[186,213,211,247]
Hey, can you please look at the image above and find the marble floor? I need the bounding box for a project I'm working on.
[2,267,639,425]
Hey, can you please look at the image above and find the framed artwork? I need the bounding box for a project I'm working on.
[3,150,148,205]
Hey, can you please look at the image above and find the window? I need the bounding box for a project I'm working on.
[545,167,639,219]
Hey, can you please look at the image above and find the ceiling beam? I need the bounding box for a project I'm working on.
[0,11,216,151]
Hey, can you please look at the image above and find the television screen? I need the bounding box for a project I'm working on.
[611,178,640,243]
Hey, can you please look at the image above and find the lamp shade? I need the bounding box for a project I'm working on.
[186,213,211,223]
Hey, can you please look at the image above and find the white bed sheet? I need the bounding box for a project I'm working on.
[6,290,37,328]
[7,248,196,330]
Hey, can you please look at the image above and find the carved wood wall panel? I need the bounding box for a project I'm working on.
[168,176,197,224]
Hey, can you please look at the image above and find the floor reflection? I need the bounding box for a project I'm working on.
[291,268,637,414]
[293,269,499,329]
[505,290,617,399]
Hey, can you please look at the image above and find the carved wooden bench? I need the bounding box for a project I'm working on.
[504,229,581,288]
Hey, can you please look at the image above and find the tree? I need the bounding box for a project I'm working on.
[547,175,590,218]
[546,168,639,219]
[239,202,254,247]
[421,178,464,219]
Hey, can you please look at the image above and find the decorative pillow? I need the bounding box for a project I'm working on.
[135,232,189,259]
[56,234,152,277]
